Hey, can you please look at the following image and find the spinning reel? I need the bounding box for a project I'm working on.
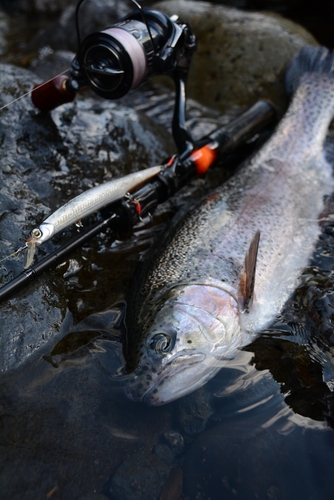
[31,0,197,154]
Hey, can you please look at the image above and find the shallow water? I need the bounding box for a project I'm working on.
[2,3,334,500]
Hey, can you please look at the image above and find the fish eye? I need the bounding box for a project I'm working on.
[149,333,174,355]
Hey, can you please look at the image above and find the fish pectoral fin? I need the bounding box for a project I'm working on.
[239,230,260,313]
[69,302,126,337]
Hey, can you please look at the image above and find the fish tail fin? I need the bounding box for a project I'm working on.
[285,46,334,96]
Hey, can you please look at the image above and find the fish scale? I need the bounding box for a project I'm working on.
[123,46,334,405]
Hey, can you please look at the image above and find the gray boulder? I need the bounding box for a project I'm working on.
[154,0,317,113]
[30,0,132,52]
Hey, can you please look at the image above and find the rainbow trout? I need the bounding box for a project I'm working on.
[123,46,334,405]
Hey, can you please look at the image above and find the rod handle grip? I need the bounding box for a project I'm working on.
[31,75,76,111]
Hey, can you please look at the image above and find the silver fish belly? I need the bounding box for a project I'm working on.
[123,46,334,405]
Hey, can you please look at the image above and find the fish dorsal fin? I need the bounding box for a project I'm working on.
[239,230,260,313]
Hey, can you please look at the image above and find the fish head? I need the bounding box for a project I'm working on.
[125,280,242,405]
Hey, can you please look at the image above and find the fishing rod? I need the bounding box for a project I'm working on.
[0,99,276,303]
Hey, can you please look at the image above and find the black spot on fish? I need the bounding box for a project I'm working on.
[187,340,192,344]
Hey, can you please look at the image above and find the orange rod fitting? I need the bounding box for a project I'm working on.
[190,144,218,175]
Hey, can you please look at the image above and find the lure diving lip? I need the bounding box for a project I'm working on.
[24,165,162,268]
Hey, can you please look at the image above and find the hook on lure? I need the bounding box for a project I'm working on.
[24,227,48,269]
[24,240,37,270]
[0,229,47,270]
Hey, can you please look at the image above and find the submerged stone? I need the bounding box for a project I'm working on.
[109,449,170,500]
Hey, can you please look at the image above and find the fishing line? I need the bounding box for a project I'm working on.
[0,68,71,112]
[130,0,157,54]
[0,245,27,265]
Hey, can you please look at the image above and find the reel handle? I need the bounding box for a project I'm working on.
[31,75,77,111]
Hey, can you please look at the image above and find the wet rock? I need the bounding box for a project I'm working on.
[31,0,132,52]
[0,62,174,373]
[154,0,317,113]
[177,386,215,435]
[109,449,170,500]
[0,64,69,372]
[154,443,176,466]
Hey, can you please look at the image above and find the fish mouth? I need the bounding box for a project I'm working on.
[126,351,207,405]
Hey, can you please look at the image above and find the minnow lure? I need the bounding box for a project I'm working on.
[24,165,162,268]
